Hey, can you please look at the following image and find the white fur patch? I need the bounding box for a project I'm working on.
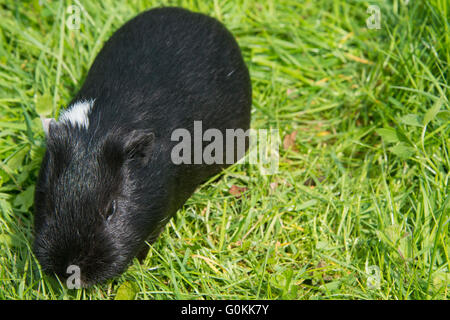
[59,99,94,129]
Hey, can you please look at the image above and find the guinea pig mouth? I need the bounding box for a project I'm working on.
[34,242,131,288]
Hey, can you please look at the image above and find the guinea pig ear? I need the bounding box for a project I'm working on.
[41,116,56,136]
[124,129,155,165]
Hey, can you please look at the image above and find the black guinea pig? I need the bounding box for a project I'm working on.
[33,7,251,287]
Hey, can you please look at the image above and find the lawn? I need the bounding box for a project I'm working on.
[0,0,448,299]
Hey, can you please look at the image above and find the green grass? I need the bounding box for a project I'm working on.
[0,0,448,300]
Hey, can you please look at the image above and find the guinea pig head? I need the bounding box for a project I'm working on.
[33,121,162,287]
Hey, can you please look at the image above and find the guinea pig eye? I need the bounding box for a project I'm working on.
[105,200,117,219]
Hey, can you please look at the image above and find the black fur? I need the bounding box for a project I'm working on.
[33,7,251,286]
